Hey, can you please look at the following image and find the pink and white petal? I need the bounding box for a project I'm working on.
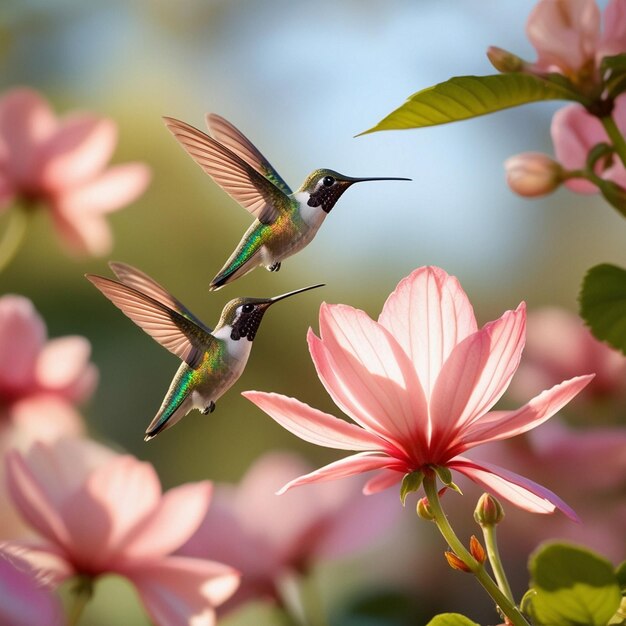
[124,556,239,626]
[59,455,161,565]
[429,305,526,452]
[363,468,403,495]
[242,391,387,451]
[449,456,578,520]
[599,0,626,58]
[0,295,45,392]
[460,375,594,449]
[527,0,599,73]
[38,115,116,191]
[5,451,72,548]
[50,206,112,256]
[276,452,402,495]
[1,542,74,586]
[378,266,477,397]
[9,396,85,443]
[117,482,213,561]
[0,88,56,186]
[58,163,150,215]
[313,308,428,455]
[551,104,605,193]
[34,336,95,397]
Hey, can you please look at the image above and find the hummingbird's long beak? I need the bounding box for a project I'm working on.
[343,176,412,183]
[267,283,325,305]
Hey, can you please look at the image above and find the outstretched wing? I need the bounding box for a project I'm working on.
[86,274,215,368]
[163,116,291,224]
[206,113,292,197]
[108,262,212,333]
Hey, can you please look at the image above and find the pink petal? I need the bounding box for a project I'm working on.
[312,306,428,456]
[9,396,85,442]
[429,304,526,453]
[0,550,64,626]
[378,266,477,397]
[34,336,98,403]
[57,163,150,215]
[551,104,604,193]
[242,391,387,451]
[0,295,45,393]
[527,0,599,73]
[363,469,403,495]
[449,456,578,520]
[38,115,116,191]
[5,451,71,549]
[59,455,161,567]
[460,375,594,449]
[0,543,74,586]
[598,0,626,58]
[276,452,401,495]
[0,88,56,187]
[116,482,213,561]
[50,207,112,256]
[124,556,239,626]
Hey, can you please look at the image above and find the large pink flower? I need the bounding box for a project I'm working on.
[178,451,398,613]
[5,438,239,626]
[526,0,626,80]
[0,87,150,255]
[244,267,593,518]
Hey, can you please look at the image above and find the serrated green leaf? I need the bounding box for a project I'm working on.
[426,613,480,626]
[399,470,424,505]
[524,542,621,626]
[360,73,586,134]
[580,264,626,355]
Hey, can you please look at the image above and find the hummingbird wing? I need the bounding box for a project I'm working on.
[205,113,293,197]
[163,116,291,225]
[108,262,212,333]
[86,275,215,369]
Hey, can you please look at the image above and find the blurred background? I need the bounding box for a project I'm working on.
[2,0,625,624]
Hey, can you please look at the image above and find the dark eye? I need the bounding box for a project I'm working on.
[322,176,335,187]
[242,303,254,313]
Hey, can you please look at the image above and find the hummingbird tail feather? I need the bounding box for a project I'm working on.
[144,392,191,441]
[209,253,260,291]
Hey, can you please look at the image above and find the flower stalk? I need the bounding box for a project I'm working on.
[0,205,30,274]
[600,115,626,168]
[67,576,93,626]
[422,473,530,626]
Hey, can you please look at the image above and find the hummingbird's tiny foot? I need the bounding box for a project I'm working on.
[202,401,216,415]
[268,262,281,272]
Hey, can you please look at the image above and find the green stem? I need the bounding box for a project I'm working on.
[0,205,29,274]
[67,577,93,626]
[481,523,515,605]
[601,115,626,169]
[298,570,329,626]
[422,474,530,626]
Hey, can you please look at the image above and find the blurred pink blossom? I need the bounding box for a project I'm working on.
[504,152,563,197]
[0,294,96,539]
[0,87,150,255]
[178,451,399,613]
[5,438,239,626]
[526,0,626,80]
[509,307,626,406]
[552,95,626,193]
[244,267,593,518]
[0,549,63,626]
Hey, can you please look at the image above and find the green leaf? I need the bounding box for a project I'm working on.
[399,470,424,505]
[426,614,480,626]
[523,542,621,626]
[434,465,453,486]
[616,561,626,589]
[596,179,626,218]
[360,73,586,134]
[601,53,626,76]
[580,264,626,355]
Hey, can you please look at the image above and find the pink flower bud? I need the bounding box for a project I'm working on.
[504,152,563,197]
[474,493,505,526]
[487,46,526,73]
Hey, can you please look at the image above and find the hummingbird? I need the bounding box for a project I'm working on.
[163,114,411,290]
[86,262,323,441]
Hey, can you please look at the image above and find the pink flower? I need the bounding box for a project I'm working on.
[526,0,626,80]
[5,438,239,626]
[178,451,398,612]
[243,267,593,518]
[0,549,63,626]
[508,307,626,405]
[552,95,626,193]
[504,152,563,197]
[0,87,150,255]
